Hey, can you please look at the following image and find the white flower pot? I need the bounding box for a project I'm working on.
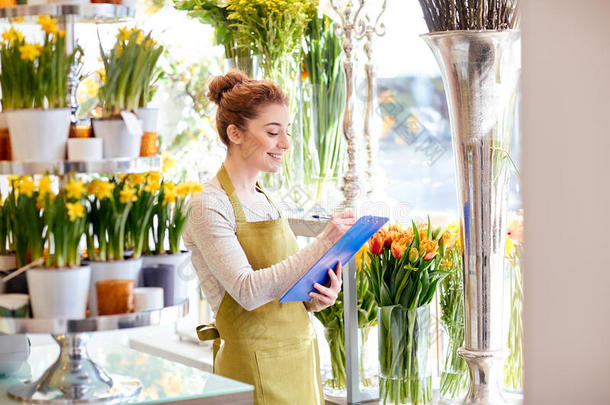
[26,266,91,319]
[136,107,159,133]
[92,119,142,159]
[141,251,193,306]
[67,138,103,161]
[88,258,142,316]
[5,108,70,162]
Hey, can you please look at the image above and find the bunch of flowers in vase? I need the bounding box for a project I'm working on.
[314,245,378,394]
[504,211,523,392]
[438,224,469,402]
[226,0,317,191]
[300,13,346,202]
[0,18,82,161]
[173,0,257,76]
[362,220,452,405]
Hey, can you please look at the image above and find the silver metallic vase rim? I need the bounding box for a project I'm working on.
[420,29,520,40]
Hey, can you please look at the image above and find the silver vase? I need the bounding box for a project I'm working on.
[422,30,521,405]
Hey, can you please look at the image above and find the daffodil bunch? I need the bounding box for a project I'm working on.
[151,181,202,255]
[41,178,87,268]
[0,192,14,256]
[0,17,82,110]
[226,0,317,82]
[85,176,136,261]
[6,176,46,267]
[125,172,161,258]
[98,27,163,118]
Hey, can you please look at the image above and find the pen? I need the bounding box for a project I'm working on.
[311,215,331,220]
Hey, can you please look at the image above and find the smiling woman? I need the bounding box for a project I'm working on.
[182,71,356,405]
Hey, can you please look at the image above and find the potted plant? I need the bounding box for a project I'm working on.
[85,176,142,315]
[141,180,201,305]
[26,178,90,319]
[93,28,163,158]
[0,19,82,161]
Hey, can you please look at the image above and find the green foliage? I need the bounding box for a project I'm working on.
[98,28,163,118]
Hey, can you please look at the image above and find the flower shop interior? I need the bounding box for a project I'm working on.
[0,0,607,405]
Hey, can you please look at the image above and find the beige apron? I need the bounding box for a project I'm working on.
[197,165,324,405]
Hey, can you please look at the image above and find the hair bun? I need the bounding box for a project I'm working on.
[207,71,250,105]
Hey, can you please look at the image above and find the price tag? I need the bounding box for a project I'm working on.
[120,111,143,137]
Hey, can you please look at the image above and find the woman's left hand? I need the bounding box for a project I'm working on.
[309,262,342,309]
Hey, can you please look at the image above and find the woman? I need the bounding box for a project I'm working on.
[183,71,356,405]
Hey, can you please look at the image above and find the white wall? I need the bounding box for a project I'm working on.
[522,1,610,404]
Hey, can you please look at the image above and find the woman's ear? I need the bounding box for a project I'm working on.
[226,124,243,145]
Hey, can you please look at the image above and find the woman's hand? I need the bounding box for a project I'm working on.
[322,210,357,244]
[308,262,342,309]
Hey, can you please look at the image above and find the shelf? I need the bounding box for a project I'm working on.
[0,299,188,335]
[0,155,160,175]
[0,3,134,23]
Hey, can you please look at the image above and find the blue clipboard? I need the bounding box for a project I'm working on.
[279,215,389,303]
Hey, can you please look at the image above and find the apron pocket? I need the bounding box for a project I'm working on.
[255,341,320,405]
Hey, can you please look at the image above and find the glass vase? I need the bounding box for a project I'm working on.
[321,326,377,397]
[378,305,432,405]
[503,248,523,393]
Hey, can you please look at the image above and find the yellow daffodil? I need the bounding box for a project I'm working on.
[506,236,515,256]
[37,15,59,36]
[2,27,24,44]
[119,185,138,204]
[19,177,35,197]
[7,175,20,185]
[117,26,131,42]
[9,16,24,24]
[162,182,177,205]
[95,181,115,200]
[66,201,85,222]
[175,183,191,198]
[64,179,85,200]
[161,151,176,172]
[128,173,145,185]
[117,173,128,182]
[18,44,41,62]
[38,175,53,195]
[143,172,161,193]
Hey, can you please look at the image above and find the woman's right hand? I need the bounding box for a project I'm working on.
[322,210,357,244]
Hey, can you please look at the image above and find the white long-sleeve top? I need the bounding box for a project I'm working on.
[183,181,332,317]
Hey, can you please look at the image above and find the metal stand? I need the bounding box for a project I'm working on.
[331,0,366,210]
[8,334,142,404]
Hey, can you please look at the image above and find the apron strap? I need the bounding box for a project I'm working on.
[216,164,246,223]
[255,181,283,219]
[196,323,222,363]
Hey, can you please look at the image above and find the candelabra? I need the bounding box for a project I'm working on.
[330,0,366,209]
[357,0,387,198]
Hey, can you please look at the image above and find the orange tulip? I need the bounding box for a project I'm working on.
[368,232,384,256]
[391,240,407,259]
[420,238,439,261]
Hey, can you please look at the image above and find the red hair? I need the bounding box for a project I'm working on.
[207,71,289,147]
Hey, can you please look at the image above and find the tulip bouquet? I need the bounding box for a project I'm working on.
[438,225,469,400]
[363,219,452,405]
[314,245,378,391]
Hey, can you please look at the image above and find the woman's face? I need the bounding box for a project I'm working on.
[234,103,291,173]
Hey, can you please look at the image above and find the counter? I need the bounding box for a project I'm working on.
[0,340,253,404]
